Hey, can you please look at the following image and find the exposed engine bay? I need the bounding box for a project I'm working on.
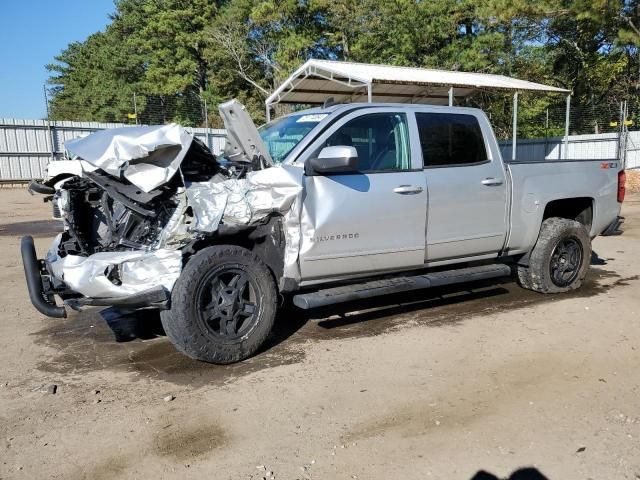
[53,139,221,256]
[31,100,304,307]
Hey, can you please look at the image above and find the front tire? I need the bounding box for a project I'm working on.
[161,245,277,364]
[517,217,591,294]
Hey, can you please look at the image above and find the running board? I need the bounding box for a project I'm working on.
[293,264,512,310]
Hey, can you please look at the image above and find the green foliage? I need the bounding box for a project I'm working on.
[47,0,640,133]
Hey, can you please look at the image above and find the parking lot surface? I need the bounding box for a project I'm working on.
[1,188,639,479]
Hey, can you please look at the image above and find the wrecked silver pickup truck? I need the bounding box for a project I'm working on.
[23,100,625,364]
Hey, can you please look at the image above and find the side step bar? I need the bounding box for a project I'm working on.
[293,264,512,310]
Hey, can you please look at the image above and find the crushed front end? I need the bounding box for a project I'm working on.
[22,109,304,318]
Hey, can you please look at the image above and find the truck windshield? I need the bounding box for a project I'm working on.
[258,113,327,163]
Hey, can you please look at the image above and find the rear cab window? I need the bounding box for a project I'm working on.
[416,113,488,168]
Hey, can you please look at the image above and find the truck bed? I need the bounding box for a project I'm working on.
[504,158,622,255]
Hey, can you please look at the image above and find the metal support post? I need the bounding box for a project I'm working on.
[203,99,210,149]
[563,94,571,160]
[544,108,549,158]
[512,92,518,161]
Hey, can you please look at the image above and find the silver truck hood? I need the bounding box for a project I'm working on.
[65,123,193,193]
[218,99,273,168]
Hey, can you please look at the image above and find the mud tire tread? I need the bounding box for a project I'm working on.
[161,245,277,364]
[520,217,591,294]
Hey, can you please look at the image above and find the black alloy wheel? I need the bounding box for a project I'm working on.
[549,237,584,287]
[196,267,261,339]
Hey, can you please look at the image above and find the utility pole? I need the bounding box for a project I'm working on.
[133,93,139,125]
[43,84,55,162]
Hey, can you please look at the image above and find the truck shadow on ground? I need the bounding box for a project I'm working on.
[471,468,549,480]
[32,265,636,387]
[0,219,62,238]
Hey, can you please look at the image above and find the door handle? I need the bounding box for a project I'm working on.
[393,185,423,194]
[481,178,503,186]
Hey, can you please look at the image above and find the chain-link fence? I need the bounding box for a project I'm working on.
[466,92,624,140]
[462,91,637,166]
[44,86,218,128]
[622,98,640,168]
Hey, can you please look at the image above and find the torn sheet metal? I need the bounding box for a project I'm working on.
[184,182,228,233]
[65,124,193,193]
[183,164,305,283]
[46,235,182,298]
[185,164,303,230]
[154,189,194,248]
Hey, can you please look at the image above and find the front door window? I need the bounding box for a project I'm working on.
[325,113,411,171]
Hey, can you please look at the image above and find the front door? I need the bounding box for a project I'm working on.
[298,110,427,281]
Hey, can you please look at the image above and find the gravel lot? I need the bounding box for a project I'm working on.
[1,188,639,480]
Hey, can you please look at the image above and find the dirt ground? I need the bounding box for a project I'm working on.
[0,187,639,480]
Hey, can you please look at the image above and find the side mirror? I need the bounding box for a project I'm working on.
[308,146,359,175]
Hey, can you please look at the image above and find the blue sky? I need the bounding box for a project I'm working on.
[0,0,115,119]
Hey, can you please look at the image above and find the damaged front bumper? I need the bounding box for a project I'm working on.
[20,235,176,318]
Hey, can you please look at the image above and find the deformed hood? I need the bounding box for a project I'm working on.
[218,99,273,168]
[65,123,193,192]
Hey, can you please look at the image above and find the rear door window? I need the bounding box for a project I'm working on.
[416,113,487,167]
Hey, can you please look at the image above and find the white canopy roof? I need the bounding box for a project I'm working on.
[266,59,570,109]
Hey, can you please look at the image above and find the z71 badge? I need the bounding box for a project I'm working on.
[601,162,618,169]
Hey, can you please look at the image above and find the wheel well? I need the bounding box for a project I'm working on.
[188,216,285,289]
[542,197,593,229]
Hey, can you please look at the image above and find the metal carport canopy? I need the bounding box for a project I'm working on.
[265,59,572,160]
[265,59,570,112]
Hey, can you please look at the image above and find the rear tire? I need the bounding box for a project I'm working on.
[517,217,591,294]
[161,245,277,364]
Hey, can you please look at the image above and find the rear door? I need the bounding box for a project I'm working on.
[415,111,508,262]
[298,108,427,281]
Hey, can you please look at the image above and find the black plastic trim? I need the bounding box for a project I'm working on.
[423,159,491,169]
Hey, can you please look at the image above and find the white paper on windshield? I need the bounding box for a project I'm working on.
[296,114,328,123]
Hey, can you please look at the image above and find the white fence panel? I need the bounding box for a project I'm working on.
[3,119,636,181]
[0,119,228,181]
[499,132,621,162]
